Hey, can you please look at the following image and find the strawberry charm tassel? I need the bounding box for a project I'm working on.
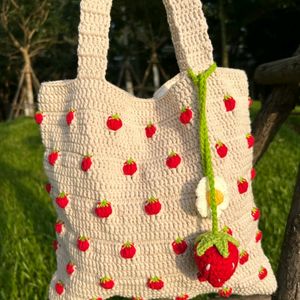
[189,64,240,288]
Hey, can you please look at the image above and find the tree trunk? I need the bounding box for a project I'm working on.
[218,0,229,68]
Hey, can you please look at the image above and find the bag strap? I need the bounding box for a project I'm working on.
[76,0,214,80]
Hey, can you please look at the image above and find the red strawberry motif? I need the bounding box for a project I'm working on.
[120,241,136,259]
[77,236,90,252]
[215,142,228,158]
[239,250,249,265]
[237,178,248,194]
[99,276,114,289]
[90,298,102,300]
[251,207,261,221]
[172,237,188,255]
[256,230,263,243]
[179,106,193,124]
[81,155,92,172]
[45,183,52,194]
[224,95,236,112]
[55,192,69,209]
[147,276,164,290]
[48,150,60,166]
[246,133,255,148]
[132,297,143,300]
[218,287,232,298]
[258,266,268,280]
[175,295,189,300]
[66,262,75,275]
[145,123,157,138]
[53,240,59,251]
[66,109,75,126]
[55,220,64,234]
[107,114,122,131]
[55,281,64,295]
[248,97,254,107]
[123,158,137,176]
[145,196,161,215]
[35,111,44,125]
[222,226,233,236]
[95,200,112,218]
[251,167,256,180]
[166,151,181,169]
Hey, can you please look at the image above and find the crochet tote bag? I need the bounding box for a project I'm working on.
[37,0,277,299]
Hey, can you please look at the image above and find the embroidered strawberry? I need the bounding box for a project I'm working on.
[258,266,268,280]
[147,276,164,290]
[251,207,260,221]
[237,178,248,194]
[222,226,233,236]
[246,133,255,148]
[224,95,236,112]
[66,261,75,275]
[144,196,161,215]
[145,122,157,138]
[48,150,60,166]
[53,239,58,251]
[55,220,64,234]
[123,158,137,176]
[179,106,193,124]
[175,294,189,300]
[239,250,249,265]
[215,141,228,158]
[55,192,69,209]
[166,151,181,169]
[99,276,114,289]
[251,167,256,180]
[95,200,112,218]
[77,236,90,252]
[256,230,263,243]
[55,281,64,295]
[172,237,188,255]
[248,97,254,107]
[35,111,44,125]
[45,182,52,194]
[218,287,232,298]
[120,241,136,259]
[81,155,92,172]
[66,109,75,126]
[107,114,122,131]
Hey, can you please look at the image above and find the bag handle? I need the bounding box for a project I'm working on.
[76,0,214,80]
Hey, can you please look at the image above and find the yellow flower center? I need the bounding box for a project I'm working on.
[206,189,224,206]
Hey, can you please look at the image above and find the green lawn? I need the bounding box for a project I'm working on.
[0,103,299,299]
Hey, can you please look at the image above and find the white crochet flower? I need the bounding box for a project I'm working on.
[196,176,229,218]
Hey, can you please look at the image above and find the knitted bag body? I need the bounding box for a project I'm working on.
[37,0,277,299]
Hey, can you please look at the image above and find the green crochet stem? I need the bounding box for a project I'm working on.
[188,63,218,235]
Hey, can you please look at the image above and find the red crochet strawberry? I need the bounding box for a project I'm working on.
[147,276,164,290]
[81,155,92,172]
[237,178,248,194]
[123,158,137,176]
[66,109,75,126]
[90,298,102,300]
[258,266,268,280]
[48,150,60,166]
[239,250,249,265]
[66,262,75,275]
[55,220,64,234]
[55,192,69,209]
[224,95,236,112]
[145,122,157,138]
[215,142,228,158]
[248,97,254,107]
[222,226,233,236]
[175,294,189,300]
[251,207,260,221]
[246,133,255,148]
[45,182,52,194]
[172,237,188,255]
[35,111,44,125]
[251,167,256,180]
[256,230,263,243]
[195,231,239,288]
[99,276,114,289]
[166,151,181,169]
[145,196,161,215]
[95,200,112,218]
[120,241,136,259]
[107,114,122,131]
[55,281,64,295]
[180,106,193,124]
[218,287,232,298]
[53,239,58,251]
[77,236,90,252]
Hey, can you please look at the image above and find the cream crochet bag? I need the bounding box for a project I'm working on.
[37,0,277,299]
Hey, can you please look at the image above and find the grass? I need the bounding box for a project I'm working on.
[0,103,299,299]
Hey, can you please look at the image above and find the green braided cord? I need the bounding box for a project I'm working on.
[188,63,218,234]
